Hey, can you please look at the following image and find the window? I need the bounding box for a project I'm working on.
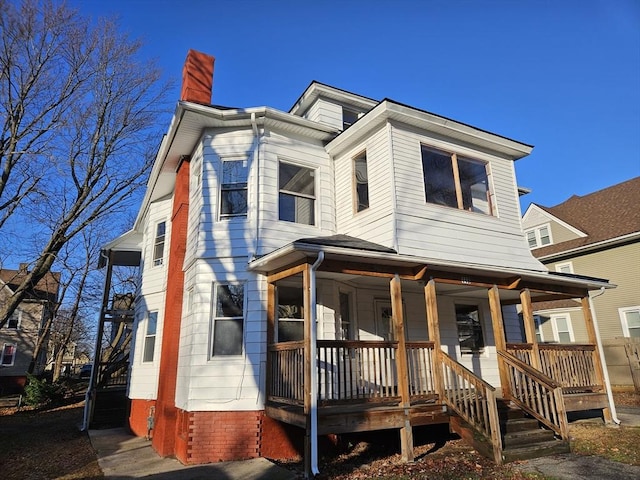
[142,311,158,362]
[534,315,545,342]
[525,225,552,249]
[342,108,360,130]
[455,304,485,353]
[277,286,304,342]
[153,222,166,266]
[279,162,315,225]
[1,344,16,366]
[620,307,640,338]
[220,158,248,218]
[339,292,353,340]
[353,152,369,212]
[211,284,244,356]
[7,310,20,329]
[421,145,492,215]
[555,262,573,274]
[551,315,574,343]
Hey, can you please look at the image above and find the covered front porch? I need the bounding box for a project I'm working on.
[249,236,614,472]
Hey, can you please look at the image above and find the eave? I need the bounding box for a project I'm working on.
[536,231,640,262]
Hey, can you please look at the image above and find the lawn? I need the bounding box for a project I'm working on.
[0,392,638,480]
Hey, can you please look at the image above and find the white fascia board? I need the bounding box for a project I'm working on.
[101,229,143,252]
[289,82,378,116]
[523,204,587,237]
[326,100,533,160]
[133,101,338,229]
[537,232,640,262]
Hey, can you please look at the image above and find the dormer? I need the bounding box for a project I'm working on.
[289,82,378,131]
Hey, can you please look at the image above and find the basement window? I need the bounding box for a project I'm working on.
[421,145,493,215]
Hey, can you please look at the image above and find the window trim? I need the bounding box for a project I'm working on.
[420,144,494,215]
[525,224,553,249]
[278,160,316,225]
[619,306,640,338]
[142,311,158,363]
[1,343,16,366]
[555,262,574,274]
[210,282,245,358]
[152,221,166,267]
[352,150,369,214]
[219,156,249,220]
[551,314,575,343]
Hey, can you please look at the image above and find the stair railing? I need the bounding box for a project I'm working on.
[498,351,569,440]
[438,350,502,464]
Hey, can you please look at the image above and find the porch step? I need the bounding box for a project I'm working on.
[503,423,555,448]
[502,438,571,463]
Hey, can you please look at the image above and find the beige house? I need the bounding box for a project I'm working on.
[522,177,640,387]
[0,264,60,394]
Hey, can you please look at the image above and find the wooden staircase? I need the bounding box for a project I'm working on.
[497,399,570,463]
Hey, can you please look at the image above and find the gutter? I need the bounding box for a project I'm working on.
[309,251,324,477]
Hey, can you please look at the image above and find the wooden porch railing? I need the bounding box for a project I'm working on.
[498,351,569,440]
[439,350,502,463]
[267,340,436,405]
[506,343,601,393]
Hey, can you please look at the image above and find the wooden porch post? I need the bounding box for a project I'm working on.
[581,296,613,422]
[302,264,313,476]
[391,275,414,463]
[424,279,444,398]
[520,289,541,370]
[488,285,510,399]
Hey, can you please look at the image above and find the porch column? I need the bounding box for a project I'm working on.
[390,275,414,463]
[520,289,541,370]
[581,296,613,422]
[488,285,510,399]
[424,279,444,398]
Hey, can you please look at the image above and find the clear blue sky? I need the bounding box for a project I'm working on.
[71,0,640,212]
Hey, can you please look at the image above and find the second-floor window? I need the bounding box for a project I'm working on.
[421,145,493,215]
[279,162,315,225]
[526,225,551,248]
[1,343,16,366]
[153,222,166,266]
[6,310,20,329]
[353,152,369,212]
[220,158,248,219]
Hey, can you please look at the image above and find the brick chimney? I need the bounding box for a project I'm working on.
[180,50,215,104]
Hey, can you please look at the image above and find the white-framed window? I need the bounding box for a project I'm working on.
[6,310,21,329]
[211,283,245,356]
[353,151,369,213]
[619,306,640,338]
[342,107,360,130]
[555,262,574,274]
[152,222,166,266]
[455,304,485,353]
[338,291,354,340]
[1,343,16,366]
[277,285,304,342]
[551,314,574,343]
[525,225,552,249]
[278,161,315,225]
[219,158,248,219]
[421,145,493,215]
[186,287,194,314]
[534,315,545,342]
[142,311,158,362]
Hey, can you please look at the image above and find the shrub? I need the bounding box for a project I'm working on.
[24,374,67,406]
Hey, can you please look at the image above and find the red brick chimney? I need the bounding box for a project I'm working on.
[180,49,215,104]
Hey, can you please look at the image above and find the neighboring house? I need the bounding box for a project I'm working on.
[522,177,640,387]
[0,264,60,394]
[90,50,617,471]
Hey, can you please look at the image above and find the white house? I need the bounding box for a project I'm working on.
[90,50,616,472]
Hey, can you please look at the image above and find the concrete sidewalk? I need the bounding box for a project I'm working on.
[89,428,296,480]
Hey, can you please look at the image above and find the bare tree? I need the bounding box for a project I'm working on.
[0,0,168,327]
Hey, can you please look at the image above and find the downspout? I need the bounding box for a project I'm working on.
[309,251,324,477]
[589,287,621,424]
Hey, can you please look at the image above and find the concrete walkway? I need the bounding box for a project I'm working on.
[89,428,296,480]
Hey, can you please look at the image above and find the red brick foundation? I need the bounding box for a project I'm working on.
[128,399,156,438]
[260,413,304,460]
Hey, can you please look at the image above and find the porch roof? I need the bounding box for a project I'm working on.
[248,235,614,297]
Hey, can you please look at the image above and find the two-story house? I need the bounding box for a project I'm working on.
[90,50,617,471]
[0,264,60,394]
[522,178,640,389]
